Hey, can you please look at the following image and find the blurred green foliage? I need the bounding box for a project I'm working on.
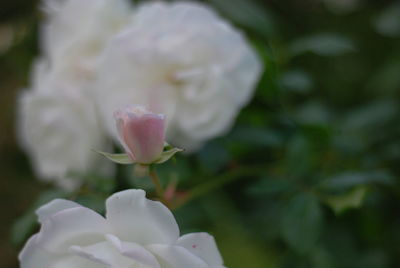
[2,0,400,267]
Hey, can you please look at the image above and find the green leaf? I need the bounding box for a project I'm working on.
[289,34,355,57]
[280,70,313,93]
[340,100,398,131]
[154,147,183,164]
[323,186,367,215]
[374,2,400,37]
[294,101,331,126]
[93,150,134,164]
[248,177,294,196]
[282,194,323,254]
[319,171,395,192]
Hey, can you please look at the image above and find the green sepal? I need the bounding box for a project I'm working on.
[154,147,184,164]
[92,150,134,164]
[322,186,367,215]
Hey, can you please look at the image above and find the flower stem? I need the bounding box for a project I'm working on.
[172,165,266,210]
[149,169,166,203]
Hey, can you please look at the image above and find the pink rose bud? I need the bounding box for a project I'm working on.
[114,106,166,164]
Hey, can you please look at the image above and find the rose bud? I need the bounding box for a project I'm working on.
[114,106,165,164]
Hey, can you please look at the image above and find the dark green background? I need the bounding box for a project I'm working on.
[1,0,400,267]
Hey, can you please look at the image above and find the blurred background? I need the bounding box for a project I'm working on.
[1,0,400,267]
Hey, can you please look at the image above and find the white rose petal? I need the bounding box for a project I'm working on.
[36,198,81,224]
[105,189,180,245]
[147,244,209,268]
[177,233,225,267]
[19,235,54,268]
[37,207,111,253]
[105,234,161,267]
[19,189,226,268]
[50,255,102,268]
[69,241,135,267]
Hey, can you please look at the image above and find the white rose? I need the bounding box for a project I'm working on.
[38,0,131,97]
[19,189,226,268]
[96,1,262,151]
[18,61,111,191]
[41,0,131,75]
[18,0,131,189]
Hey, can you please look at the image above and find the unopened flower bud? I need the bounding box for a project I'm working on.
[114,106,165,164]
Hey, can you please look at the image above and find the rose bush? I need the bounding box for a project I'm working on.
[19,189,226,268]
[18,0,262,187]
[96,1,262,151]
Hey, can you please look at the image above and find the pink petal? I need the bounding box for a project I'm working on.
[123,113,165,164]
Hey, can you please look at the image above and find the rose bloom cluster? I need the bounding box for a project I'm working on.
[18,0,263,189]
[19,189,226,268]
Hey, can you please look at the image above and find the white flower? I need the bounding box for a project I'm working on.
[18,0,131,189]
[19,189,226,268]
[38,0,131,96]
[96,1,262,151]
[41,0,131,74]
[18,62,111,190]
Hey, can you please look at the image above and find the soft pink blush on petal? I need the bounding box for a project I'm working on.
[114,111,136,160]
[123,114,165,164]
